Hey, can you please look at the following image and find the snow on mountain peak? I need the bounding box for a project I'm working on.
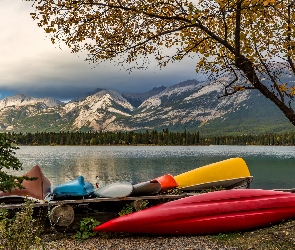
[139,82,201,110]
[0,94,62,110]
[64,89,134,130]
[0,76,290,134]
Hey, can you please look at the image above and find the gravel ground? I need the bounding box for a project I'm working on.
[40,234,238,250]
[27,218,295,250]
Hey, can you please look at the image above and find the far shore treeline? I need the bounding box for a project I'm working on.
[2,129,295,146]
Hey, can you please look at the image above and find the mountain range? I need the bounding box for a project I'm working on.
[0,78,294,135]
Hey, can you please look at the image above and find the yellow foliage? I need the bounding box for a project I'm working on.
[290,86,295,96]
[263,0,276,6]
[20,0,295,126]
[278,83,287,93]
[27,0,295,109]
[233,86,245,92]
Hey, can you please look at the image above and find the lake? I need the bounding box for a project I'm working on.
[13,145,295,190]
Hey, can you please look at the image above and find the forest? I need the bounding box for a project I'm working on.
[3,129,295,146]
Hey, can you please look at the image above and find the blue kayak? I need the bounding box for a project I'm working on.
[51,176,95,200]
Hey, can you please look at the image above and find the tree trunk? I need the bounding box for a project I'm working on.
[238,56,295,126]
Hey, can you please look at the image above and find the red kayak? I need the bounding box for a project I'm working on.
[94,189,295,235]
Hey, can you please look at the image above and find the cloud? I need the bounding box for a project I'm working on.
[0,1,203,101]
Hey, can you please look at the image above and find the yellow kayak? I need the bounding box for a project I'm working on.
[174,157,252,190]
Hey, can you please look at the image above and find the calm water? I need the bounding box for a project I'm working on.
[13,145,295,190]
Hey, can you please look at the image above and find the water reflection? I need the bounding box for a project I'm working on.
[13,145,295,190]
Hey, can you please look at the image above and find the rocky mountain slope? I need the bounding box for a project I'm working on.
[0,78,294,135]
[122,85,167,108]
[0,94,62,109]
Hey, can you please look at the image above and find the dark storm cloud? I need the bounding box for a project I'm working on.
[7,58,203,101]
[0,1,204,101]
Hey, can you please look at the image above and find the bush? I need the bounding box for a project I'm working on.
[0,199,43,249]
[75,217,100,241]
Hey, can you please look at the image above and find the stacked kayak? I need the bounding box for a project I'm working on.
[0,157,253,202]
[94,181,133,198]
[131,174,178,196]
[51,175,95,200]
[155,174,178,190]
[130,158,252,196]
[174,157,253,191]
[94,189,295,235]
[90,173,178,198]
[51,177,134,199]
[48,157,253,200]
[131,180,161,196]
[0,165,51,202]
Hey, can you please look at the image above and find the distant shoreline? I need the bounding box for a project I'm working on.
[16,144,294,147]
[5,130,295,147]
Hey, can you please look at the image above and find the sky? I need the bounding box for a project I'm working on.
[0,1,203,102]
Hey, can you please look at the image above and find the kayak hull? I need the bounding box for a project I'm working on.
[94,189,295,235]
[131,174,178,196]
[153,174,178,190]
[94,181,133,198]
[52,176,94,200]
[174,157,251,190]
[0,165,51,201]
[131,181,161,196]
[180,176,253,191]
